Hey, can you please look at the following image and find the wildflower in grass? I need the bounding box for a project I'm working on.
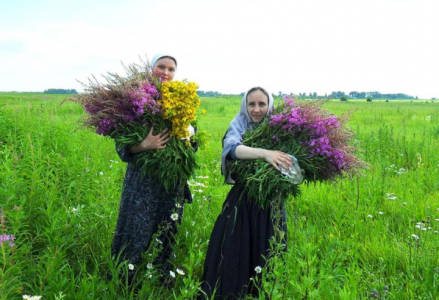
[254,266,262,274]
[170,213,179,221]
[402,202,406,206]
[369,289,379,298]
[177,268,185,275]
[147,263,153,269]
[191,221,195,226]
[396,168,407,174]
[23,296,42,300]
[128,264,134,270]
[411,234,419,240]
[386,193,397,200]
[378,211,384,215]
[367,215,373,218]
[0,234,15,247]
[202,109,207,115]
[99,171,104,176]
[148,274,153,278]
[170,270,176,278]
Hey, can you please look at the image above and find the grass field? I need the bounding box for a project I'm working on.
[1,93,439,299]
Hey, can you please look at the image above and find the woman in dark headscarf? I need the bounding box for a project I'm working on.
[111,53,192,283]
[200,87,293,299]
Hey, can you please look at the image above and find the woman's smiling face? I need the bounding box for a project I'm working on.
[152,57,176,82]
[246,89,269,123]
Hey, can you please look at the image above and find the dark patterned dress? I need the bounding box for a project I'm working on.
[111,145,192,275]
[200,184,287,299]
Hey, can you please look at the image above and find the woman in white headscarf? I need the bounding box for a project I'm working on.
[111,53,192,284]
[200,87,293,299]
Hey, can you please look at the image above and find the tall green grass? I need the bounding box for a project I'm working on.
[1,94,438,299]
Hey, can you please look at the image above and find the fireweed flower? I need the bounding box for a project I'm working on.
[0,234,15,247]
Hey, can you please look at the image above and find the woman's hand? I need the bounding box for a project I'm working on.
[263,150,293,172]
[235,145,294,172]
[129,127,170,153]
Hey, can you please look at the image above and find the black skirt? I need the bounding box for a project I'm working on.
[200,185,286,299]
[111,146,192,273]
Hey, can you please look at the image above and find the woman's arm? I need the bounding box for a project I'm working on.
[129,127,170,154]
[235,145,293,172]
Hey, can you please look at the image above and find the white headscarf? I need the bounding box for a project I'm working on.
[151,53,177,68]
[221,87,274,184]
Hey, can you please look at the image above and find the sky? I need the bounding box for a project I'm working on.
[0,0,438,98]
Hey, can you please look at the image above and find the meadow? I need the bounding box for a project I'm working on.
[0,93,438,299]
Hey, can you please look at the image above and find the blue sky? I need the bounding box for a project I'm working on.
[1,0,438,98]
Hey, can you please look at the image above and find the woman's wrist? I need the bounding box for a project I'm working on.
[130,142,149,154]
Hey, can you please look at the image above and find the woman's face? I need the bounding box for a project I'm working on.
[152,57,176,82]
[247,89,269,123]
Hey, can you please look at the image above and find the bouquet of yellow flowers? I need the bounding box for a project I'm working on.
[69,60,205,191]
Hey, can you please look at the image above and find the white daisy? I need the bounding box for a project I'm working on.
[171,213,179,221]
[176,268,185,275]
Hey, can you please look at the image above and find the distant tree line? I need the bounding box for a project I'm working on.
[43,89,78,94]
[346,91,415,100]
[197,90,242,97]
[198,90,419,100]
[294,91,416,99]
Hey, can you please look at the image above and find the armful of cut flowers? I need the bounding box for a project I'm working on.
[230,96,365,208]
[65,60,208,192]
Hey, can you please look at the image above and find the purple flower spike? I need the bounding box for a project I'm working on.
[0,234,15,247]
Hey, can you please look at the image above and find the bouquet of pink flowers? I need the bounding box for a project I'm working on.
[231,96,364,208]
[68,61,206,191]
